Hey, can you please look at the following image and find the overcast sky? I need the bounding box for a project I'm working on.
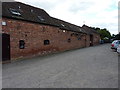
[15,0,118,34]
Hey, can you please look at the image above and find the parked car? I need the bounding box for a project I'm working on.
[100,40,104,44]
[117,45,120,54]
[111,40,120,51]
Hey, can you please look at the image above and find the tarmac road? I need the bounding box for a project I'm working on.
[2,44,118,88]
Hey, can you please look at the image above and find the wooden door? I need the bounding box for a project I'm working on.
[2,33,10,62]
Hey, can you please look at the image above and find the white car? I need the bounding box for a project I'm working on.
[111,40,120,51]
[117,45,120,54]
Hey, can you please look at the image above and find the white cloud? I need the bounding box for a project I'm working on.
[15,0,118,34]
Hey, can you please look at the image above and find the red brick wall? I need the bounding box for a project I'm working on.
[85,35,90,47]
[93,33,100,46]
[2,18,91,60]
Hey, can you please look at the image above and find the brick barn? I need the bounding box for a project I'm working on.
[1,2,100,63]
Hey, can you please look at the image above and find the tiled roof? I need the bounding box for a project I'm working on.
[2,2,99,35]
[2,2,55,26]
[51,17,85,33]
[82,25,99,34]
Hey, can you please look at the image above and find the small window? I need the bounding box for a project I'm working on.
[18,6,21,9]
[79,29,82,32]
[31,9,33,12]
[2,21,7,26]
[61,24,65,27]
[63,30,66,32]
[68,38,71,43]
[9,8,21,16]
[71,33,74,36]
[44,40,50,45]
[19,40,25,49]
[38,16,45,21]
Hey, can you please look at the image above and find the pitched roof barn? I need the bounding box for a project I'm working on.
[2,1,99,35]
[2,2,55,25]
[82,25,99,35]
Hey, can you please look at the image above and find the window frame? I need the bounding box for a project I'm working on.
[44,40,50,45]
[2,21,7,26]
[68,38,71,43]
[38,16,45,21]
[9,8,21,16]
[19,40,25,49]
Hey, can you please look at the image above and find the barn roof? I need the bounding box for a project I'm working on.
[2,2,55,26]
[51,17,86,33]
[82,25,100,34]
[2,2,99,35]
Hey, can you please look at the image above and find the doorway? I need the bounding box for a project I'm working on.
[90,35,93,46]
[2,33,10,62]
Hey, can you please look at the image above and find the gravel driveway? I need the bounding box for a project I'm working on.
[2,44,118,88]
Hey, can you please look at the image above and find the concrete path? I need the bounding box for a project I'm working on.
[2,44,118,88]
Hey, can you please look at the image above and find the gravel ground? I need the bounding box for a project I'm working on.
[2,44,118,88]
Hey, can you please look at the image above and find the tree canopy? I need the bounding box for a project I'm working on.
[111,33,120,40]
[92,27,111,40]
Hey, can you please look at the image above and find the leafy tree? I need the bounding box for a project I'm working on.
[111,34,116,38]
[96,28,111,40]
[91,27,112,41]
[113,33,120,40]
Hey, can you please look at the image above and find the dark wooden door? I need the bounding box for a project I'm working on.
[90,35,93,46]
[2,33,10,61]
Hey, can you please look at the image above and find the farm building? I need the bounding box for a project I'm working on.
[1,2,100,63]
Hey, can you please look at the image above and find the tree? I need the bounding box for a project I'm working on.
[91,26,112,42]
[97,28,111,40]
[114,33,120,40]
